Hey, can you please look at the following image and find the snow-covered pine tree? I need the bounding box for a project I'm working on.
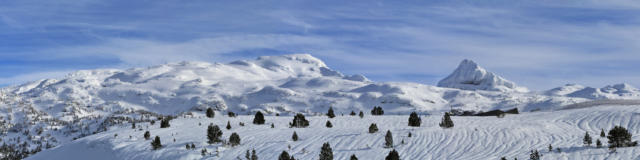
[596,139,602,148]
[385,130,393,148]
[385,149,399,160]
[207,124,223,144]
[439,112,454,128]
[206,108,215,118]
[292,131,299,141]
[229,132,241,146]
[583,131,592,147]
[253,111,265,125]
[600,128,606,137]
[226,121,232,130]
[369,123,379,133]
[144,131,150,140]
[408,112,421,127]
[245,150,250,160]
[151,136,162,150]
[327,107,335,118]
[319,142,333,160]
[326,121,333,128]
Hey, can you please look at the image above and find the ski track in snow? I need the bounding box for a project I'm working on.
[27,105,640,160]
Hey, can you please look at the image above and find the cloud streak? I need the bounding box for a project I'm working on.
[1,0,640,90]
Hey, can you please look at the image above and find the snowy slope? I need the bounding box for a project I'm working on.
[437,59,529,92]
[547,83,640,100]
[28,105,640,160]
[2,54,640,159]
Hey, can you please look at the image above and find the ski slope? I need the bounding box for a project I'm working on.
[28,105,640,160]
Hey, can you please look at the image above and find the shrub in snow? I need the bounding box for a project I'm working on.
[289,114,309,128]
[151,136,162,150]
[326,121,333,128]
[408,112,421,127]
[292,131,299,141]
[439,112,454,128]
[144,131,150,140]
[385,149,399,160]
[319,142,333,160]
[369,123,378,133]
[327,107,335,118]
[206,108,215,118]
[229,132,240,146]
[371,106,384,115]
[253,111,265,125]
[207,124,223,144]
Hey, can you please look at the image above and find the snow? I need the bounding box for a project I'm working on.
[437,59,529,92]
[28,105,640,160]
[3,54,640,159]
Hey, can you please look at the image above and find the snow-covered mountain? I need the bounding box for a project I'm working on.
[2,54,640,159]
[437,59,529,92]
[546,83,640,99]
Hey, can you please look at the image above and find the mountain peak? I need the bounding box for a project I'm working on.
[437,59,528,92]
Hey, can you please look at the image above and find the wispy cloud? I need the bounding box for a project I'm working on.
[1,0,640,90]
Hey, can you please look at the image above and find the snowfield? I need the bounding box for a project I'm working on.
[28,105,640,160]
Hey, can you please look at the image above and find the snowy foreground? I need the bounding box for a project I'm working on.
[28,105,640,160]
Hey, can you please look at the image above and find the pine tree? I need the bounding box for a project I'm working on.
[439,112,454,128]
[359,111,364,118]
[583,131,592,147]
[600,128,606,137]
[278,151,292,160]
[245,150,251,160]
[144,131,151,140]
[350,154,358,160]
[191,143,195,149]
[385,130,393,148]
[596,139,602,148]
[229,132,241,146]
[548,144,552,152]
[226,121,232,130]
[326,121,333,128]
[201,148,207,156]
[319,142,333,160]
[369,123,378,133]
[501,157,506,160]
[290,113,310,128]
[292,131,299,141]
[350,111,356,116]
[132,122,136,129]
[151,136,162,150]
[207,124,223,144]
[253,111,265,125]
[408,132,412,137]
[607,126,634,148]
[371,106,384,115]
[251,149,258,160]
[529,150,540,160]
[271,123,275,128]
[206,108,215,118]
[327,107,335,118]
[408,112,421,127]
[160,117,171,128]
[385,149,399,160]
[228,111,236,117]
[186,143,191,150]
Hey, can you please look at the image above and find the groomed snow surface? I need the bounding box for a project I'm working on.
[29,105,640,160]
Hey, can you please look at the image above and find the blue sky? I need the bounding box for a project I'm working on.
[1,0,640,90]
